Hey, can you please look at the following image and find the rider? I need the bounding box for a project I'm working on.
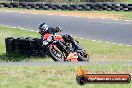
[39,23,62,35]
[39,23,82,50]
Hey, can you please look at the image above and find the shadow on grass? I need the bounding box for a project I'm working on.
[0,53,47,62]
[0,53,30,62]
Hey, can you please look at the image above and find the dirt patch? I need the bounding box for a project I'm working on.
[22,10,122,20]
[0,8,122,20]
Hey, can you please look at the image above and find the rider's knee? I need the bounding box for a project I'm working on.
[62,35,74,43]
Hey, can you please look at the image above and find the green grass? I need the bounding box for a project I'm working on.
[0,64,131,88]
[0,26,132,62]
[126,0,132,3]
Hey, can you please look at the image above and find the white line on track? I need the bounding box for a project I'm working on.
[105,42,110,44]
[97,41,103,43]
[75,16,81,17]
[118,44,123,46]
[126,45,131,46]
[87,17,95,19]
[6,11,13,13]
[80,37,84,39]
[32,13,39,14]
[20,12,26,14]
[47,14,54,15]
[77,37,131,47]
[0,24,38,32]
[92,40,96,42]
[111,43,116,45]
[113,19,119,21]
[60,15,68,17]
[124,20,130,22]
[100,18,106,19]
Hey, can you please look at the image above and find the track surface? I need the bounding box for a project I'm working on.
[0,11,132,45]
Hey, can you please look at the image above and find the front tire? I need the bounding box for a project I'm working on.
[47,45,65,62]
[77,50,89,61]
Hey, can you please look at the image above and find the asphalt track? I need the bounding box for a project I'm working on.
[0,11,132,45]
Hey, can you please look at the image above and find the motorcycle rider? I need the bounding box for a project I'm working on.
[39,23,82,50]
[39,23,62,35]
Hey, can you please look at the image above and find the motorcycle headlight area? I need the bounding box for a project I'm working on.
[47,36,53,42]
[43,41,48,45]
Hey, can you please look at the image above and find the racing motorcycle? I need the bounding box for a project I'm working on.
[42,33,89,62]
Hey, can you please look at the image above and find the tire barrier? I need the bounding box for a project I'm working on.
[1,2,132,11]
[5,37,47,57]
[5,37,15,54]
[0,4,4,8]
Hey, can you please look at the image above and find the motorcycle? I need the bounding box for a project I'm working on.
[42,33,89,62]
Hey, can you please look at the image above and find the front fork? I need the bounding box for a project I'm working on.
[51,42,68,61]
[55,41,69,53]
[72,41,82,50]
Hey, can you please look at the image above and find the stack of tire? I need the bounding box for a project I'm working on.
[0,2,132,11]
[5,37,15,54]
[5,37,46,57]
[0,3,4,8]
[0,3,10,8]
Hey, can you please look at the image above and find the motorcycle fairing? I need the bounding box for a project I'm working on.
[66,52,78,61]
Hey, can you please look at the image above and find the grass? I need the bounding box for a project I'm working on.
[0,64,131,88]
[126,0,132,3]
[0,26,132,62]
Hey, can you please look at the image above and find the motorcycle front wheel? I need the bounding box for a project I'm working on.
[47,45,65,62]
[77,50,89,61]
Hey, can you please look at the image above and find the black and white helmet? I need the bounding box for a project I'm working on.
[39,23,49,34]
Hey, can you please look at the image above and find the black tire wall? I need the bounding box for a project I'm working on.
[5,37,15,54]
[0,2,132,11]
[5,37,46,57]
